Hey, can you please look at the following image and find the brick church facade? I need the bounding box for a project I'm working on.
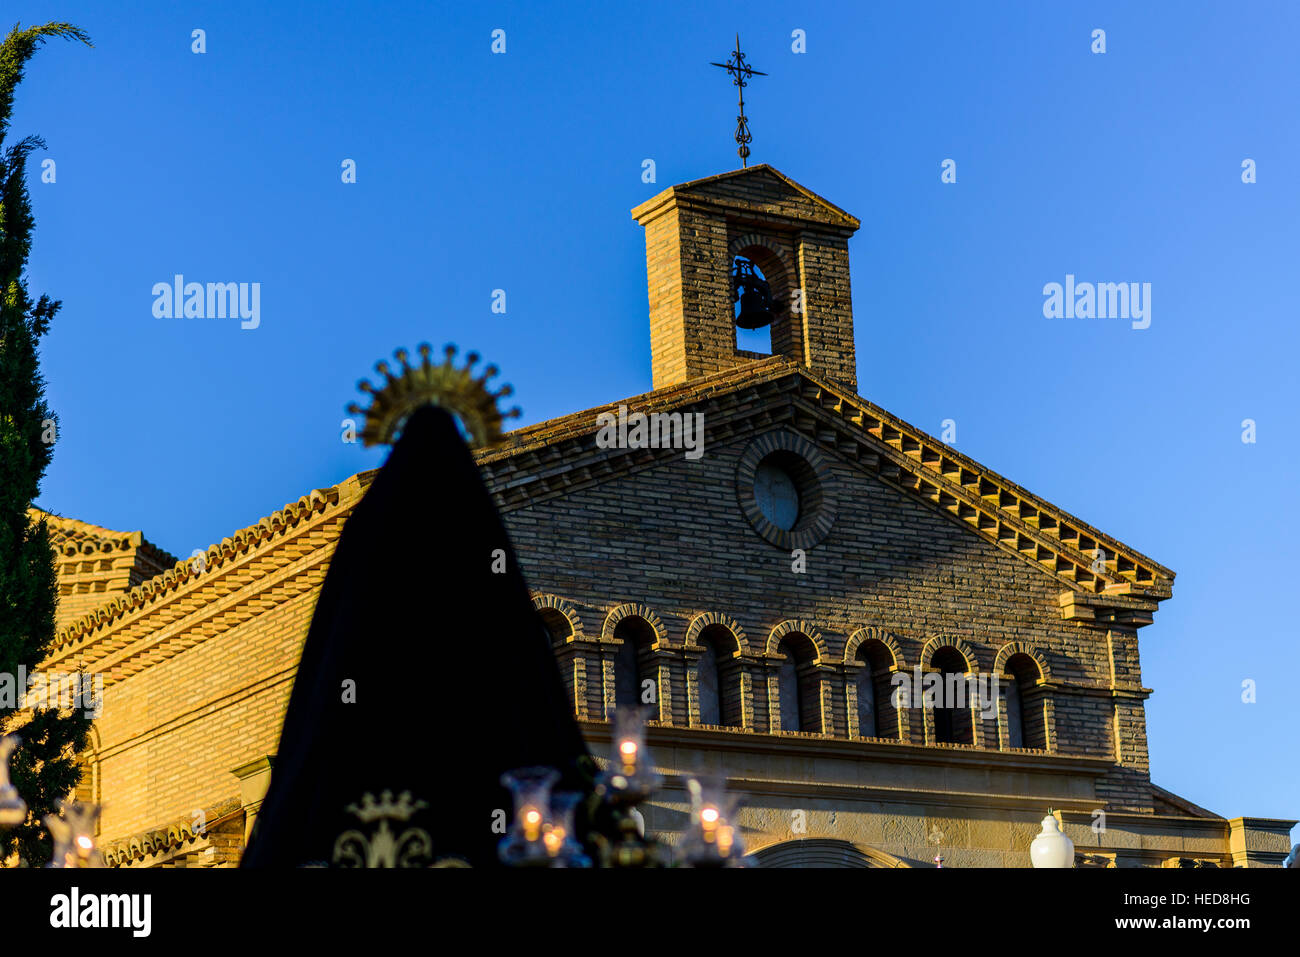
[33,166,1294,867]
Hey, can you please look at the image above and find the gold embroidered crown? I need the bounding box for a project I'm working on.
[344,790,429,823]
[347,344,521,449]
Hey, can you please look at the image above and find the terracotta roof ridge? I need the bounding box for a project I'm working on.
[478,356,797,461]
[30,508,130,539]
[50,470,378,649]
[31,507,182,572]
[101,796,243,866]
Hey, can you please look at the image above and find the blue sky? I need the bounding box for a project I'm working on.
[12,1,1298,838]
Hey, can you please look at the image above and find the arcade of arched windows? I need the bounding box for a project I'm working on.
[533,595,1057,753]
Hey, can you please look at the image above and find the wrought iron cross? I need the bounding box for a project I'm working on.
[711,34,767,168]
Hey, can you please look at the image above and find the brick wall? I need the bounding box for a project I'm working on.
[91,587,319,839]
[501,424,1154,811]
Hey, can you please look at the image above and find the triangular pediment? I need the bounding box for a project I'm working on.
[632,164,860,231]
[477,358,1174,607]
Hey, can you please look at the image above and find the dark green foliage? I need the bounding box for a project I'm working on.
[0,21,91,866]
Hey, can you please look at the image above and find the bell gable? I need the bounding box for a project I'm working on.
[631,165,860,393]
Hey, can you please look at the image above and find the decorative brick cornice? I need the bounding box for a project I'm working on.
[784,369,1173,600]
[35,510,179,567]
[43,471,376,667]
[1058,589,1159,629]
[33,510,181,629]
[101,797,242,867]
[581,719,1114,775]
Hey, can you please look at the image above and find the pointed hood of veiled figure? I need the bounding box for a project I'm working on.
[242,404,592,868]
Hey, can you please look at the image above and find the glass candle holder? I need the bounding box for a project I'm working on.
[0,735,27,828]
[680,775,745,867]
[544,791,591,867]
[499,767,559,866]
[44,801,103,868]
[599,707,661,804]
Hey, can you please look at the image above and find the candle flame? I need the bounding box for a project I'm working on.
[543,825,566,856]
[522,806,543,841]
[717,824,735,856]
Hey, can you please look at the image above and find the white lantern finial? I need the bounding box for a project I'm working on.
[1030,810,1075,868]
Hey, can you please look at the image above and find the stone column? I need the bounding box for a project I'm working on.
[994,679,1010,750]
[815,666,835,736]
[653,655,674,724]
[764,662,783,733]
[738,667,754,730]
[600,649,617,720]
[571,655,589,720]
[842,661,866,739]
[682,649,702,726]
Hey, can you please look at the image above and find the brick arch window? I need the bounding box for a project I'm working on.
[613,615,658,710]
[776,633,821,733]
[729,235,797,360]
[536,607,574,647]
[930,646,973,745]
[695,624,743,728]
[855,639,898,740]
[732,256,775,355]
[729,235,795,311]
[1003,652,1048,750]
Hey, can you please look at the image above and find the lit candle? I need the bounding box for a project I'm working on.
[522,805,543,842]
[499,767,562,866]
[716,824,735,857]
[618,738,638,773]
[543,826,565,857]
[700,805,720,843]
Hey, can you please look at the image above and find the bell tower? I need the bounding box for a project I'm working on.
[631,165,861,393]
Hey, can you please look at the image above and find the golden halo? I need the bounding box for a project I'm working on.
[346,344,521,449]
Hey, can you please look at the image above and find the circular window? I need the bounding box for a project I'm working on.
[754,459,800,530]
[736,431,838,550]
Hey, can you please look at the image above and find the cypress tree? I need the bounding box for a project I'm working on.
[0,21,92,866]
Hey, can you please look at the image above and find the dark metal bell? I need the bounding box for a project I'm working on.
[736,288,774,329]
[732,258,774,330]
